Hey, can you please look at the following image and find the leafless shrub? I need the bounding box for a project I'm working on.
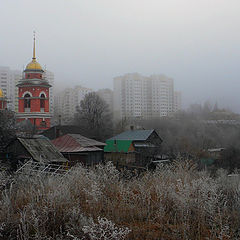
[82,216,131,240]
[1,160,240,239]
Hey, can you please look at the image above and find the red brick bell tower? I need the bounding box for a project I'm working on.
[16,34,51,130]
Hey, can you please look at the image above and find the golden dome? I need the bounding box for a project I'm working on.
[26,59,43,70]
[0,88,4,98]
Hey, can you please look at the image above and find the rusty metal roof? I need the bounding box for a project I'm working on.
[51,134,106,153]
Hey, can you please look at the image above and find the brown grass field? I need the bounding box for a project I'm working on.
[0,160,240,239]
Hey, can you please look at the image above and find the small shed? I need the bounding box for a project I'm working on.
[51,134,106,166]
[104,129,162,169]
[5,137,67,170]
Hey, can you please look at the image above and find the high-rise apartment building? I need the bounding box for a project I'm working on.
[14,70,22,112]
[113,73,151,120]
[174,91,182,112]
[113,73,179,121]
[54,85,93,125]
[151,74,174,118]
[0,66,21,111]
[43,70,54,115]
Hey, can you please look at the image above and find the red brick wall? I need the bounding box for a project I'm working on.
[18,86,50,113]
[25,73,42,79]
[18,84,51,130]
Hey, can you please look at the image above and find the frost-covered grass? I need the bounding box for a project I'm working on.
[0,160,240,239]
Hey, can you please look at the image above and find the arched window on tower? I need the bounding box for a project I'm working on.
[24,93,31,112]
[40,93,45,112]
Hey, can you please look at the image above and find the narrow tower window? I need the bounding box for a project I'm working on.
[24,93,31,108]
[40,93,45,108]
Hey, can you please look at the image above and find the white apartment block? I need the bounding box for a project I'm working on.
[113,73,151,120]
[151,75,174,117]
[0,66,21,111]
[13,70,22,112]
[54,85,93,125]
[43,70,54,115]
[113,73,179,121]
[174,91,182,112]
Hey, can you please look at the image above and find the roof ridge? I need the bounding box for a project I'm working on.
[108,129,155,141]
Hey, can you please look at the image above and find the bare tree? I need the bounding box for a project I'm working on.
[75,92,113,140]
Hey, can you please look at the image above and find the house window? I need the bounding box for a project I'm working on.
[24,93,31,108]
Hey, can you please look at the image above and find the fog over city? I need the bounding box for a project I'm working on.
[1,0,240,111]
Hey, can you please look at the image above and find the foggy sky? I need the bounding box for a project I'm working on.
[1,0,240,111]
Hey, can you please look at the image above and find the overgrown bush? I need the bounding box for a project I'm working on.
[1,161,240,239]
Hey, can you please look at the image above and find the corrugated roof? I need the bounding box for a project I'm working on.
[108,129,155,141]
[18,138,67,163]
[51,134,105,153]
[68,134,106,147]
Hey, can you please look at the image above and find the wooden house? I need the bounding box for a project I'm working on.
[5,137,67,171]
[51,134,106,166]
[104,129,162,169]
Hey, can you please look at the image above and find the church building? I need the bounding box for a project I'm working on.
[16,35,51,130]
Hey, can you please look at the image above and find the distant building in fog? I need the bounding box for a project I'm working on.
[43,70,54,116]
[151,74,174,118]
[0,66,21,111]
[174,91,182,112]
[54,85,93,125]
[113,73,150,120]
[96,88,113,113]
[113,73,180,121]
[14,70,22,112]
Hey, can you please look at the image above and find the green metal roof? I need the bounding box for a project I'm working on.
[104,140,133,153]
[108,129,155,141]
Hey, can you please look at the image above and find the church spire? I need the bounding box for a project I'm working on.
[33,31,36,61]
[25,32,43,71]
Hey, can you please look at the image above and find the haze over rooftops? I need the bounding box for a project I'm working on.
[41,125,85,140]
[108,129,155,141]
